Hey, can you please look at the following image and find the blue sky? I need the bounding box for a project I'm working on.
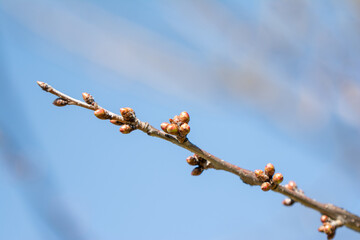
[1,0,360,239]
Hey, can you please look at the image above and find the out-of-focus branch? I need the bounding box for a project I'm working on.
[37,81,360,237]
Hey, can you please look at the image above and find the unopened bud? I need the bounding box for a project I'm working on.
[110,119,122,126]
[254,169,269,182]
[179,123,190,136]
[282,198,294,206]
[171,115,181,124]
[82,92,95,105]
[272,173,283,184]
[264,163,275,177]
[53,98,68,107]
[327,232,335,240]
[288,181,297,190]
[321,215,329,223]
[186,156,198,166]
[254,169,264,178]
[191,167,204,176]
[323,223,335,235]
[261,182,271,191]
[166,124,179,134]
[37,81,50,91]
[161,122,170,132]
[179,111,190,123]
[318,225,325,232]
[94,109,109,119]
[119,124,133,134]
[120,107,136,121]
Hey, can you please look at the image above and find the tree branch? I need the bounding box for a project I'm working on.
[37,81,360,237]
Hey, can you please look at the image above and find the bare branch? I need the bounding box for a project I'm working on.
[37,81,360,235]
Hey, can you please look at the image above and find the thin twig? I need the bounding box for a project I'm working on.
[37,81,360,234]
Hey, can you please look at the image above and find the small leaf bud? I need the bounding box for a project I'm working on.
[321,215,329,223]
[179,111,190,123]
[161,122,170,132]
[288,181,297,190]
[272,173,284,184]
[166,124,179,134]
[261,182,271,191]
[254,169,264,178]
[191,167,204,176]
[282,198,295,206]
[53,98,68,107]
[179,123,190,136]
[110,119,122,126]
[94,109,109,119]
[186,156,198,166]
[119,124,133,134]
[82,92,95,105]
[264,163,275,177]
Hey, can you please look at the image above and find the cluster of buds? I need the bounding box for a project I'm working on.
[113,107,137,134]
[318,215,340,239]
[282,180,304,206]
[161,111,190,143]
[255,163,283,191]
[186,154,213,176]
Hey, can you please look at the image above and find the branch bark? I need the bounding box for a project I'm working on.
[37,81,360,235]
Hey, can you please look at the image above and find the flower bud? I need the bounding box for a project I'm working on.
[186,156,198,166]
[288,181,297,190]
[82,92,95,105]
[166,124,179,134]
[94,108,109,119]
[282,198,294,206]
[254,169,264,178]
[179,111,190,123]
[323,223,335,235]
[261,182,271,191]
[327,232,335,240]
[171,115,181,124]
[119,124,133,134]
[161,122,169,132]
[264,163,275,177]
[318,225,325,232]
[120,107,136,121]
[321,215,329,223]
[53,98,68,107]
[191,167,204,176]
[179,123,190,136]
[110,119,122,125]
[272,173,283,184]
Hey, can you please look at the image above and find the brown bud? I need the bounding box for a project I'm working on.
[161,122,170,132]
[323,223,335,235]
[120,107,136,121]
[53,98,68,107]
[264,163,275,177]
[179,123,190,136]
[37,81,50,91]
[166,124,179,134]
[261,182,271,191]
[254,169,264,178]
[191,167,204,176]
[288,181,297,190]
[186,156,198,166]
[282,198,295,206]
[110,119,122,126]
[179,111,190,123]
[318,225,325,232]
[119,124,133,134]
[272,173,283,184]
[94,109,109,119]
[321,215,329,223]
[82,92,95,105]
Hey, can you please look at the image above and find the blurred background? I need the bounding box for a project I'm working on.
[1,0,360,239]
